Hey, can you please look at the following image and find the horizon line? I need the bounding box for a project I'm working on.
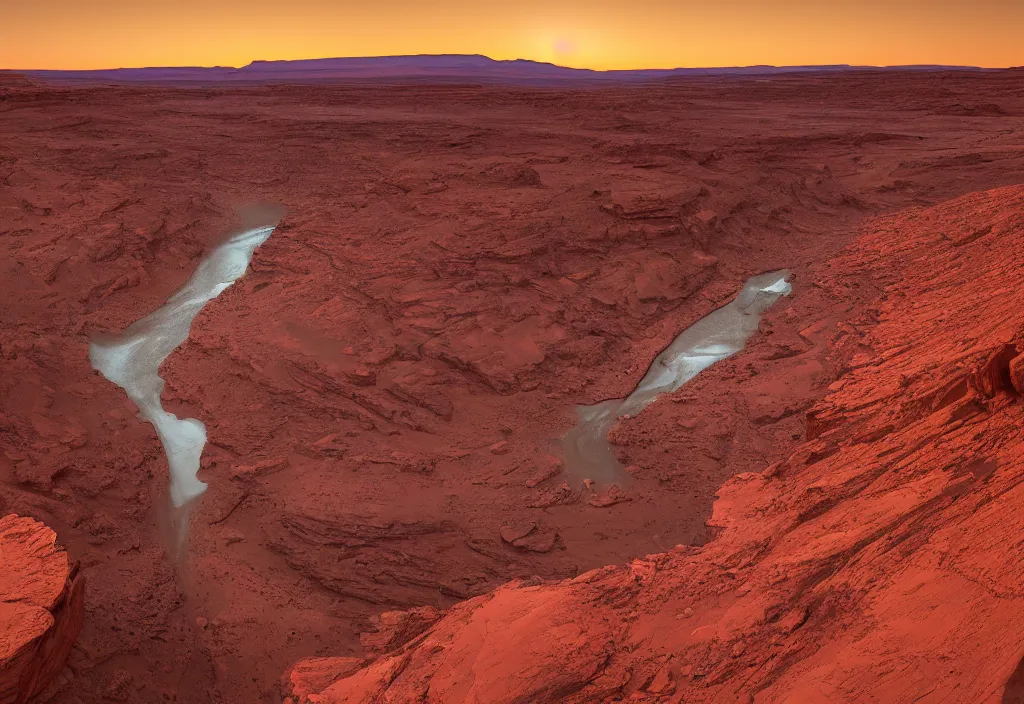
[4,52,1010,73]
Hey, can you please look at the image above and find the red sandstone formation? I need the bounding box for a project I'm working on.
[2,72,1024,701]
[286,185,1024,702]
[0,515,84,703]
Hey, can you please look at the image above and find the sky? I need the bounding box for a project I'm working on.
[3,0,1022,71]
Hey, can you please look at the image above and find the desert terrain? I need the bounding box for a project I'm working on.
[2,69,1024,702]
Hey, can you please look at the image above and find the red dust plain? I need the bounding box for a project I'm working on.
[3,68,1024,702]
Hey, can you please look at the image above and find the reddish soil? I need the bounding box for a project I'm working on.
[1,70,1023,702]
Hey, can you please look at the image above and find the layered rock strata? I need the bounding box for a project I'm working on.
[1,515,84,704]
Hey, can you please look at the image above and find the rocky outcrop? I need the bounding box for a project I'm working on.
[1,515,84,704]
[286,186,1024,703]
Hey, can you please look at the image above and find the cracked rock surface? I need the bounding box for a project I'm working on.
[0,514,84,704]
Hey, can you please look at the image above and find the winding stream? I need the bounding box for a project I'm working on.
[90,221,278,507]
[563,270,793,484]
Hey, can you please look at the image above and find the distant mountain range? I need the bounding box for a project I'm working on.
[7,54,994,86]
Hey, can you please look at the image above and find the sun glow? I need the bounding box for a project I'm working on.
[2,0,1021,70]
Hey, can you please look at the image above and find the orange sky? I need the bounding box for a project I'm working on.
[3,0,1021,70]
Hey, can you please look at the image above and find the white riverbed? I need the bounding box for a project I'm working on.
[563,270,793,484]
[89,224,277,506]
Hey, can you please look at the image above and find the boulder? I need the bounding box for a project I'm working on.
[1,514,85,703]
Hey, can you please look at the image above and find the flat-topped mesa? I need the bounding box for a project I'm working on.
[1,514,85,703]
[89,217,279,507]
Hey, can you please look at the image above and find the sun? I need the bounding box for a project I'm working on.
[554,39,577,57]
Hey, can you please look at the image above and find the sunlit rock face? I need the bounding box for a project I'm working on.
[0,514,85,704]
[89,224,277,507]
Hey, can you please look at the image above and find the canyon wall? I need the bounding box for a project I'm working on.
[286,184,1024,703]
[3,72,1024,701]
